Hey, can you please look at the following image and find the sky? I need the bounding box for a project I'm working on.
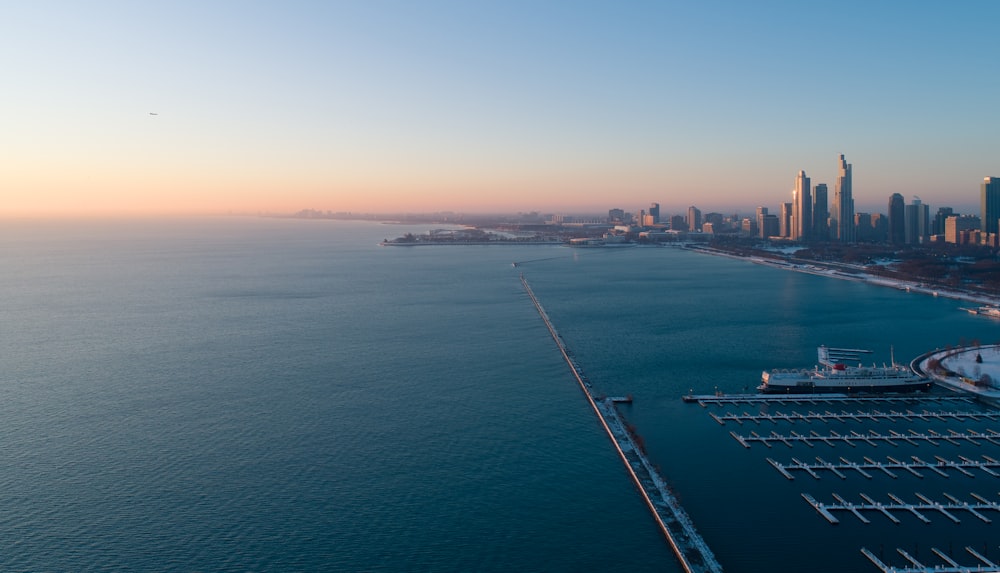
[3,0,998,217]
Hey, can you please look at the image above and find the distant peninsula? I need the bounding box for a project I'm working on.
[279,208,1000,303]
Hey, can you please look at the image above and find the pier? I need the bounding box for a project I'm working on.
[767,454,1000,480]
[802,492,1000,525]
[862,546,1000,573]
[709,408,1000,426]
[684,393,976,407]
[521,274,722,573]
[731,428,1000,449]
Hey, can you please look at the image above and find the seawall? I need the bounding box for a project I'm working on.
[520,274,722,573]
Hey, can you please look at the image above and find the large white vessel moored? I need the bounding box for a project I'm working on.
[566,233,633,247]
[759,346,931,394]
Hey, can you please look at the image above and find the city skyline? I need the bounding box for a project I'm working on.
[4,2,998,217]
[570,159,994,248]
[563,154,986,224]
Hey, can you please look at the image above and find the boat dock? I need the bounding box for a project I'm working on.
[730,428,1000,449]
[709,408,1000,426]
[685,375,1000,571]
[767,454,1000,480]
[521,274,722,573]
[861,545,1000,573]
[684,393,976,407]
[802,492,1000,525]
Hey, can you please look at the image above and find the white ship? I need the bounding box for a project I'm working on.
[759,346,930,394]
[567,233,633,247]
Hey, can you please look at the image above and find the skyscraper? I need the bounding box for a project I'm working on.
[888,193,905,245]
[832,154,854,242]
[754,206,768,239]
[854,212,872,242]
[904,197,930,245]
[932,207,954,237]
[761,214,779,238]
[687,206,702,232]
[870,213,888,242]
[780,202,793,238]
[812,184,828,241]
[792,170,811,241]
[649,202,660,224]
[981,177,1000,235]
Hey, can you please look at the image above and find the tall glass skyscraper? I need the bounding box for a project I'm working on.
[832,154,854,242]
[981,177,1000,235]
[780,202,793,238]
[792,170,811,241]
[687,206,701,231]
[904,197,930,245]
[888,193,905,244]
[812,183,828,241]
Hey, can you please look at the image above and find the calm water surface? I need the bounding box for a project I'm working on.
[1,218,997,572]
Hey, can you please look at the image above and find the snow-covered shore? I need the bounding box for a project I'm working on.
[913,345,1000,407]
[687,245,1000,307]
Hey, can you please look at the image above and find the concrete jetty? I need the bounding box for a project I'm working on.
[521,274,722,573]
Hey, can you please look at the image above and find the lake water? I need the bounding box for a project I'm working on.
[1,217,997,572]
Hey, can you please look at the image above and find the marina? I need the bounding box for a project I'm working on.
[519,254,1000,572]
[521,274,722,573]
[686,365,1000,571]
[704,384,1000,571]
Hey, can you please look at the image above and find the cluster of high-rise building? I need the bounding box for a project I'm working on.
[782,156,850,242]
[779,155,856,242]
[607,202,716,234]
[772,156,997,247]
[603,154,999,248]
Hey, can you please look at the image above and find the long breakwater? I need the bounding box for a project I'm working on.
[520,274,722,573]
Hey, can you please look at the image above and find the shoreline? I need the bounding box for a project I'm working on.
[684,244,1000,308]
[912,344,1000,407]
[379,240,561,246]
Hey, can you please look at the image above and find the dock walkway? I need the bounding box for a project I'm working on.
[522,274,722,573]
[861,545,1000,572]
[710,408,1000,426]
[803,492,1000,525]
[768,454,1000,480]
[731,428,1000,449]
[684,393,975,407]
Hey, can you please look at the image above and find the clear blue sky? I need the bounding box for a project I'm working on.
[3,0,997,216]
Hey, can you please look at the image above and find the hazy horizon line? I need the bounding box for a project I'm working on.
[2,201,983,221]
